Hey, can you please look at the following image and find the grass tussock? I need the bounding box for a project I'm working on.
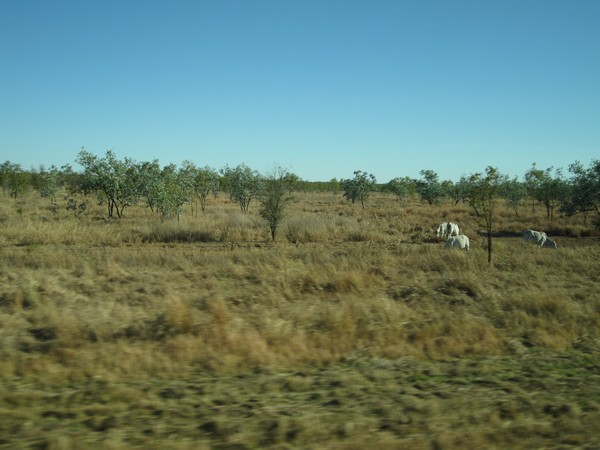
[0,191,599,448]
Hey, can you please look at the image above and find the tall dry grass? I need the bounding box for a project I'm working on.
[1,190,598,382]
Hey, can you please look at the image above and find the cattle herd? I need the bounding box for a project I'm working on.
[436,222,558,250]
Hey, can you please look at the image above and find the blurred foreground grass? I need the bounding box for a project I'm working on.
[1,351,598,449]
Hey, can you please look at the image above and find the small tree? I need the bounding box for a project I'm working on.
[327,178,341,193]
[501,176,527,216]
[562,160,600,225]
[0,161,30,199]
[416,169,443,205]
[524,163,543,214]
[447,177,471,206]
[465,166,504,265]
[61,164,84,198]
[341,170,377,208]
[258,167,298,241]
[144,163,195,221]
[37,165,63,205]
[211,176,221,199]
[137,160,163,214]
[76,149,140,219]
[220,164,262,212]
[386,176,414,205]
[174,162,197,220]
[193,166,220,212]
[528,166,568,219]
[166,164,193,220]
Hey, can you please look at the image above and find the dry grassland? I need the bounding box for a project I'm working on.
[0,191,599,449]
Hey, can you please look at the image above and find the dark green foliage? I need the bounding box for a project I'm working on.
[36,165,63,205]
[341,170,377,208]
[0,161,30,199]
[562,160,600,226]
[385,176,415,204]
[525,163,568,219]
[416,170,443,205]
[447,177,471,206]
[194,166,220,212]
[76,149,140,219]
[258,167,298,241]
[500,176,527,216]
[465,166,505,264]
[221,164,262,212]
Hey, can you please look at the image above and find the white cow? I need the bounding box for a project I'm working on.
[435,222,447,238]
[436,222,460,239]
[522,229,558,249]
[444,234,470,251]
[446,222,460,237]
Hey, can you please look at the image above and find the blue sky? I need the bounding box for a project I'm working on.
[1,0,598,182]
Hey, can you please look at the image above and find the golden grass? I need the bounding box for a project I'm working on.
[0,191,599,448]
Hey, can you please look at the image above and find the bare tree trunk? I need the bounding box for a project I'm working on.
[487,229,492,265]
[487,215,493,265]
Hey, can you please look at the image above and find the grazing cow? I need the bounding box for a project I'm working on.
[446,222,460,237]
[522,229,558,249]
[436,222,460,239]
[436,222,448,238]
[444,234,470,251]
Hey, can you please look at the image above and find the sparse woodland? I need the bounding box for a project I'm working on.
[0,176,599,448]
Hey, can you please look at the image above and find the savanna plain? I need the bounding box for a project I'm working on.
[0,191,599,449]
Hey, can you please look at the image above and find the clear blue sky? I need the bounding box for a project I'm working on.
[1,0,598,182]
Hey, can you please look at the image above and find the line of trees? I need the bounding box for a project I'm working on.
[0,150,302,241]
[1,151,600,232]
